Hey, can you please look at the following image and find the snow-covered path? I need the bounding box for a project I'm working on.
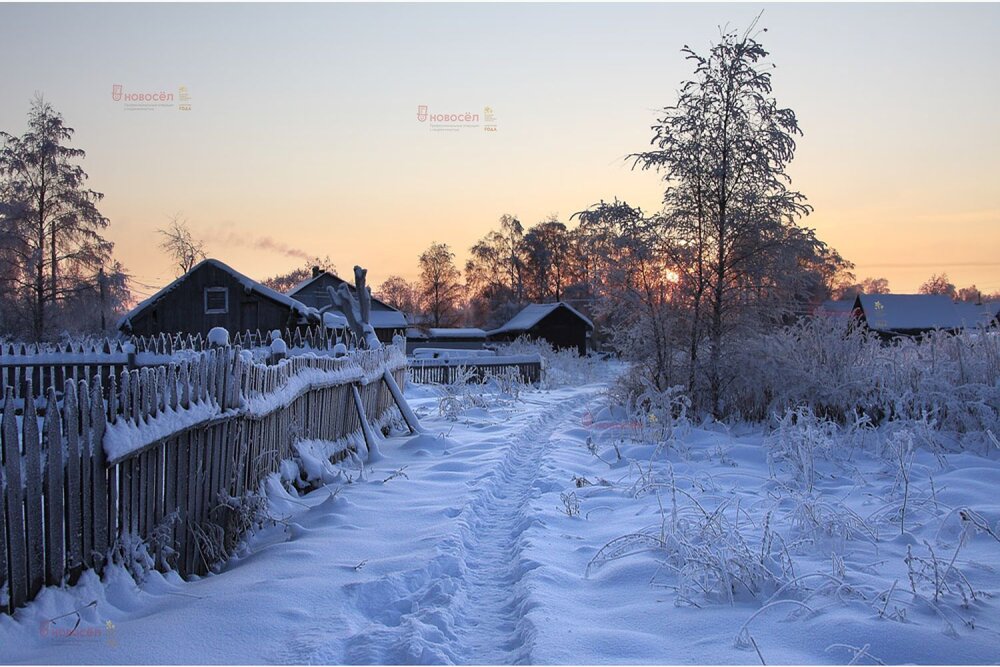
[333,387,600,664]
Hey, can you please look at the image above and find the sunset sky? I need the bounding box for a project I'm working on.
[1,2,998,302]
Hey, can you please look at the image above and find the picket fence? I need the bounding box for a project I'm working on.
[0,325,355,413]
[407,355,543,386]
[0,344,407,614]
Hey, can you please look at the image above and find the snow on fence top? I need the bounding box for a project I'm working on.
[102,344,406,463]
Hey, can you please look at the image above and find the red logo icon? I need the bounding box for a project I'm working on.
[417,105,428,122]
[112,84,123,101]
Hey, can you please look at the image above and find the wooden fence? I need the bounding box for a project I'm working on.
[0,325,354,413]
[407,356,543,385]
[0,344,406,614]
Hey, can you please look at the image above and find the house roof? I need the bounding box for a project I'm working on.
[488,302,594,336]
[286,270,407,328]
[119,258,315,330]
[954,301,1000,328]
[854,293,963,332]
[427,328,487,339]
[368,310,408,330]
[816,299,855,316]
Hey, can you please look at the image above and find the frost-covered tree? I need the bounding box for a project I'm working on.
[158,215,206,276]
[418,242,463,327]
[0,95,116,340]
[574,200,682,390]
[631,21,823,413]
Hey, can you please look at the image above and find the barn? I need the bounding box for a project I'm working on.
[286,269,408,343]
[119,259,317,338]
[487,302,593,355]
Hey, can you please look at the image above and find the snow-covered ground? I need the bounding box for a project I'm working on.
[1,365,999,664]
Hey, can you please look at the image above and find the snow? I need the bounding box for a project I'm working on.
[3,365,1000,664]
[323,311,348,329]
[856,293,969,332]
[366,310,408,330]
[411,347,497,360]
[488,301,594,335]
[207,326,229,347]
[103,400,224,463]
[426,328,486,339]
[410,353,540,364]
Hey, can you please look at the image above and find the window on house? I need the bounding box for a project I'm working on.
[204,287,229,314]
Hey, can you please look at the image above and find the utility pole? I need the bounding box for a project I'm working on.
[98,266,107,332]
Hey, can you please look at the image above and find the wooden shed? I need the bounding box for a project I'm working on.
[286,269,408,343]
[119,259,317,338]
[487,302,593,356]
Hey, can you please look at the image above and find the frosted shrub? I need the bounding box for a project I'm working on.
[109,532,156,583]
[626,379,691,450]
[766,407,839,492]
[496,336,602,388]
[484,365,526,400]
[589,500,796,605]
[437,365,489,420]
[724,317,1000,435]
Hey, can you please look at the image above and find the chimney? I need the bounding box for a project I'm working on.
[312,266,320,278]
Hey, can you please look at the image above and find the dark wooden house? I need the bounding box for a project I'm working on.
[119,259,318,338]
[286,269,408,343]
[487,302,594,355]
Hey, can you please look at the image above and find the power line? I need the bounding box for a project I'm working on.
[853,261,1000,269]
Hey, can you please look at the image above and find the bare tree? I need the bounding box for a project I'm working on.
[522,217,571,302]
[158,215,206,276]
[375,275,421,318]
[465,214,527,325]
[0,95,114,340]
[419,242,463,328]
[260,256,336,293]
[919,273,957,299]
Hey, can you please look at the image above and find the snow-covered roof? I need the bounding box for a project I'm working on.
[816,299,855,316]
[854,294,962,332]
[488,302,594,336]
[286,270,402,314]
[119,258,315,330]
[427,328,487,339]
[368,310,408,330]
[954,301,1000,328]
[406,327,429,340]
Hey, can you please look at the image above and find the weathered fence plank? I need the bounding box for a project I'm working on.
[44,389,65,586]
[64,382,83,582]
[22,390,45,600]
[91,380,109,570]
[1,391,27,611]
